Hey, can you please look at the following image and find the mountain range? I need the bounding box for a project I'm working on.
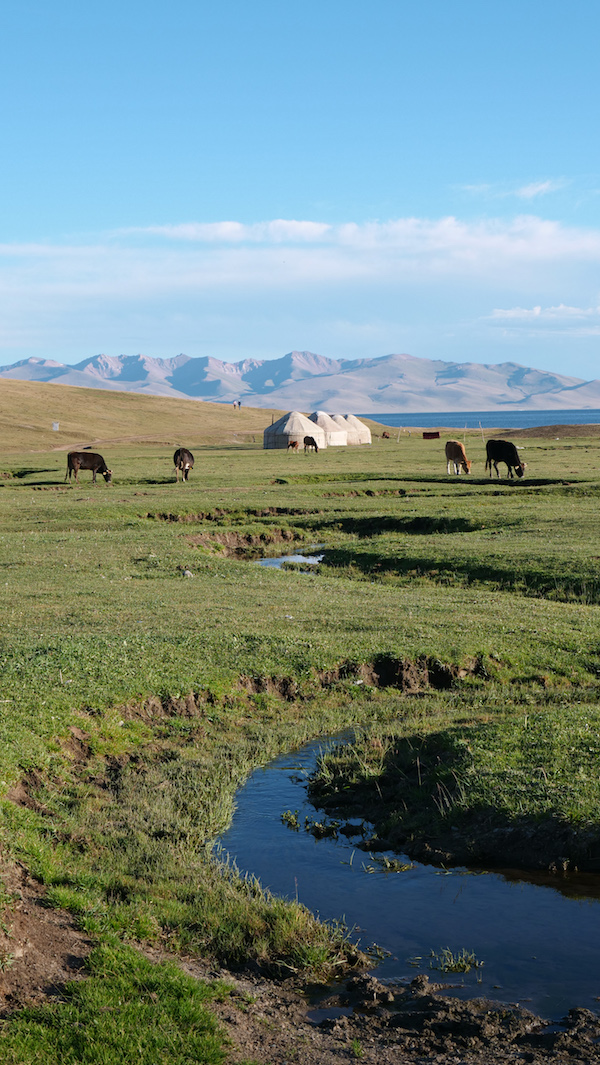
[2,351,600,413]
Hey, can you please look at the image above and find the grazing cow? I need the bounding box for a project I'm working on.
[303,435,319,453]
[382,431,390,439]
[445,440,472,475]
[287,440,299,451]
[174,448,194,481]
[65,452,112,484]
[485,439,526,479]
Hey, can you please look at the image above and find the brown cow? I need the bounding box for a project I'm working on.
[445,440,471,475]
[287,441,299,451]
[382,431,390,439]
[65,452,112,484]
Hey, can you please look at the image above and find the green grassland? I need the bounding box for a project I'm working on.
[1,378,600,1058]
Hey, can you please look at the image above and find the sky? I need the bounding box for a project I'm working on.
[1,0,599,378]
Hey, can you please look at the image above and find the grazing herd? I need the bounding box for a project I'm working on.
[445,438,526,478]
[64,433,527,486]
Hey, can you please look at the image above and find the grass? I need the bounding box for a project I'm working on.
[0,941,229,1064]
[1,383,600,1055]
[429,947,483,974]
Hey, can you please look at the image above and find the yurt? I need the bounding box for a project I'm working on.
[330,413,362,445]
[263,410,326,450]
[344,414,372,445]
[308,411,347,446]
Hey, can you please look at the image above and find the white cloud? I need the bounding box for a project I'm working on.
[461,179,567,201]
[1,214,600,363]
[514,180,566,199]
[490,303,600,321]
[123,220,333,243]
[485,303,600,337]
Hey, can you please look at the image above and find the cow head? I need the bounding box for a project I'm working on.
[515,463,526,478]
[463,460,472,473]
[103,470,113,483]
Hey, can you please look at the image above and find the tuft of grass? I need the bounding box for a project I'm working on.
[429,947,483,973]
[0,941,229,1064]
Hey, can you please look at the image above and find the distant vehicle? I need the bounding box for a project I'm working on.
[65,452,112,484]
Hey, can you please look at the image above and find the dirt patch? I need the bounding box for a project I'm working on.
[150,506,315,523]
[149,954,600,1065]
[187,527,302,556]
[498,423,600,440]
[0,852,92,1014]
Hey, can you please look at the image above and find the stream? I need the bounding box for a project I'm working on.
[218,734,600,1021]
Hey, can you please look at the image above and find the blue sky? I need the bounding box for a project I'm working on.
[1,0,599,377]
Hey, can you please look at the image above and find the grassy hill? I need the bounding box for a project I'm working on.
[0,377,287,452]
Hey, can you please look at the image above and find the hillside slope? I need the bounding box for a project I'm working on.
[0,377,284,453]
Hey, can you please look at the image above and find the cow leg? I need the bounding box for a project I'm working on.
[447,460,452,475]
[493,461,500,478]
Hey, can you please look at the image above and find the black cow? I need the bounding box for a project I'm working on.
[485,439,526,479]
[303,435,319,453]
[174,448,194,481]
[65,452,112,484]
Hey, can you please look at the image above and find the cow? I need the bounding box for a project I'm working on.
[303,436,319,453]
[382,431,390,439]
[174,448,194,481]
[287,440,299,451]
[485,439,526,479]
[65,452,112,484]
[445,440,471,475]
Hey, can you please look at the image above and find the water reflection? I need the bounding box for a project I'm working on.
[255,547,324,569]
[218,734,600,1021]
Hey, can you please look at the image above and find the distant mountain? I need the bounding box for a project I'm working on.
[2,350,600,412]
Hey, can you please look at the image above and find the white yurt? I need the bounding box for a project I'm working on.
[343,414,372,445]
[308,411,347,446]
[330,413,369,445]
[263,410,327,450]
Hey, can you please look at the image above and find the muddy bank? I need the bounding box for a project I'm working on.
[187,526,303,556]
[2,855,597,1065]
[166,957,600,1064]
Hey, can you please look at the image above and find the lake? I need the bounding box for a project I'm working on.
[360,409,600,430]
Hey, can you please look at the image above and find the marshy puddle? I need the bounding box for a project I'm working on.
[254,547,324,569]
[218,734,600,1021]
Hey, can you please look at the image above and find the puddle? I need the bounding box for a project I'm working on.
[255,547,324,569]
[218,734,600,1021]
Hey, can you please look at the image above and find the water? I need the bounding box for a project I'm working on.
[219,735,600,1021]
[255,548,324,569]
[360,409,600,430]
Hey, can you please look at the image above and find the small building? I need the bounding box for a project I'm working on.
[330,414,372,445]
[308,411,347,446]
[263,410,327,450]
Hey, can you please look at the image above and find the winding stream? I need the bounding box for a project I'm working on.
[218,734,600,1021]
